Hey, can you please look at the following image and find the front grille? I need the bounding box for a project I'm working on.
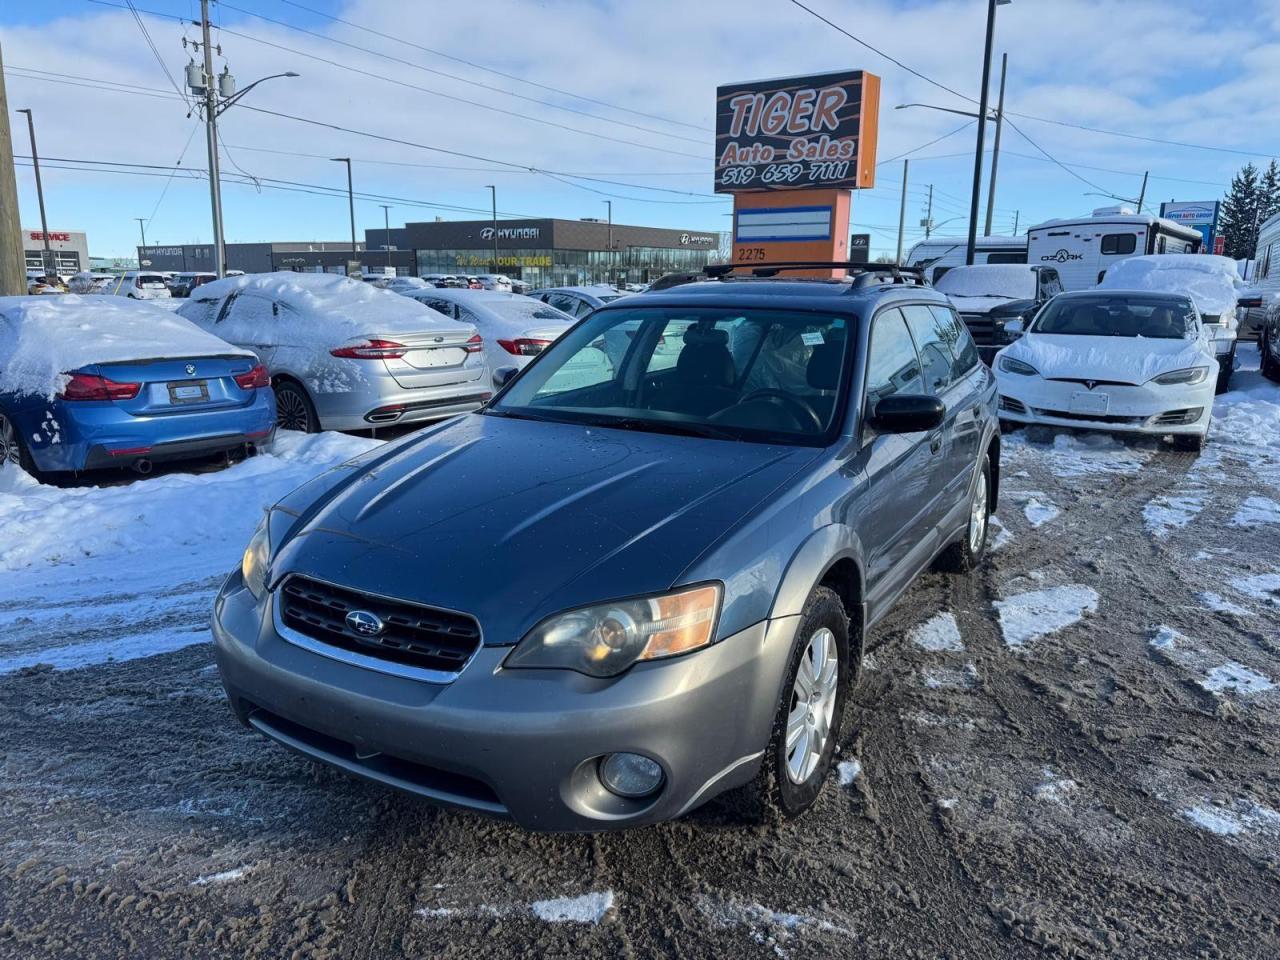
[1044,377,1135,388]
[960,313,996,346]
[279,575,481,675]
[999,395,1027,415]
[1031,407,1143,425]
[1154,407,1203,426]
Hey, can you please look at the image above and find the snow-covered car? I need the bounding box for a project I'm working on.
[1098,255,1240,391]
[476,274,513,292]
[177,273,488,433]
[994,289,1217,453]
[112,271,172,300]
[934,264,1064,362]
[382,276,433,295]
[68,271,120,295]
[403,288,590,388]
[0,296,274,476]
[528,285,627,319]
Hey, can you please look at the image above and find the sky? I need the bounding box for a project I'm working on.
[3,0,1280,261]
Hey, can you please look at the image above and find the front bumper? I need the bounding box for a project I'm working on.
[211,572,797,831]
[996,374,1213,436]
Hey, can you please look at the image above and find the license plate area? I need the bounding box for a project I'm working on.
[404,347,466,369]
[168,379,209,404]
[1069,391,1109,415]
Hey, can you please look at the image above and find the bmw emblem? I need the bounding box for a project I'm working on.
[345,609,384,637]
[185,363,197,376]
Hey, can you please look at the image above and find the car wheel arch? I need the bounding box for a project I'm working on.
[769,525,866,648]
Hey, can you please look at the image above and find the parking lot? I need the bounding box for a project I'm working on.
[0,348,1277,960]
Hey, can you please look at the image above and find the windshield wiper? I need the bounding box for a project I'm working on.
[482,407,555,423]
[576,415,739,441]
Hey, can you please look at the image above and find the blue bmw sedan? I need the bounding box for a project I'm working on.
[0,296,276,477]
[213,267,999,831]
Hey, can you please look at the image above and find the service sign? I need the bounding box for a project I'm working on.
[715,70,880,194]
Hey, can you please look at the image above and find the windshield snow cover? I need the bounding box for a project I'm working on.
[1001,332,1210,385]
[1099,255,1239,319]
[0,294,252,399]
[935,265,1037,301]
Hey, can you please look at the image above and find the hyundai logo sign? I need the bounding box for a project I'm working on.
[345,609,384,637]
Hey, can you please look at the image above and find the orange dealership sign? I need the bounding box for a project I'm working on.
[715,70,880,193]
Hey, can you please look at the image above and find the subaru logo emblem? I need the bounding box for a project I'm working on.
[185,363,196,376]
[345,609,384,637]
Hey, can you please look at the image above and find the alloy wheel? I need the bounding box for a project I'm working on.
[785,627,840,784]
[969,469,989,553]
[276,387,311,432]
[0,415,20,467]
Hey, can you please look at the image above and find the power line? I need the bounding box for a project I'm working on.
[1002,117,1114,194]
[879,120,975,165]
[144,120,201,228]
[124,0,191,107]
[216,0,707,145]
[278,0,709,133]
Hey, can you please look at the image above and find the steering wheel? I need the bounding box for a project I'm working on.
[737,389,823,432]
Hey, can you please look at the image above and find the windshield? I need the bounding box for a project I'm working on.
[486,299,573,324]
[1031,295,1197,339]
[934,265,1036,300]
[491,306,853,445]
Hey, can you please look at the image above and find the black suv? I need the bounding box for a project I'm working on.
[935,264,1064,362]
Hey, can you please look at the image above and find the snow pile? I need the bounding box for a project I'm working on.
[922,663,979,689]
[1201,663,1274,696]
[1099,254,1240,319]
[909,612,963,652]
[994,585,1099,649]
[1023,498,1060,527]
[1230,495,1280,527]
[1143,493,1205,538]
[1032,769,1079,804]
[935,264,1037,300]
[1183,800,1280,838]
[1199,592,1250,616]
[837,759,862,785]
[1148,625,1275,698]
[1230,573,1280,606]
[182,272,468,342]
[530,891,614,924]
[989,514,1013,551]
[0,431,380,674]
[0,294,250,399]
[1003,431,1155,479]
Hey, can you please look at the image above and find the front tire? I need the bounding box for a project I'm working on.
[1262,330,1280,383]
[733,586,849,823]
[1215,343,1236,394]
[937,456,991,573]
[274,380,319,433]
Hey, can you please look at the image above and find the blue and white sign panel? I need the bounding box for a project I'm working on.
[735,205,833,243]
[1159,200,1219,252]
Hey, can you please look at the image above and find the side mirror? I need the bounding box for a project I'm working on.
[1002,317,1025,339]
[870,394,945,434]
[494,366,519,388]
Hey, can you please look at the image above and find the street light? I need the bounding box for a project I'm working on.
[964,0,1011,265]
[330,157,356,270]
[212,71,299,118]
[379,204,393,272]
[15,108,51,276]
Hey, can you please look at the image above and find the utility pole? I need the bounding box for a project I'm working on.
[135,218,147,248]
[925,184,934,239]
[896,159,909,264]
[379,204,392,272]
[1136,171,1149,214]
[966,0,1006,264]
[485,185,498,273]
[603,199,613,285]
[1012,210,1020,234]
[330,157,355,267]
[0,40,26,296]
[15,109,51,276]
[983,53,1007,237]
[197,0,225,276]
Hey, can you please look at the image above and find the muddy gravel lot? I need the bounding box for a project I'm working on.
[2,354,1279,959]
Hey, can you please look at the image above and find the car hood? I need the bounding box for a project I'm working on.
[270,413,817,645]
[1001,333,1211,385]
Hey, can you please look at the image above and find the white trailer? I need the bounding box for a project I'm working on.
[1026,207,1202,291]
[904,235,1027,283]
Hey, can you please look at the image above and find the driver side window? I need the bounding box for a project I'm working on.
[865,309,924,412]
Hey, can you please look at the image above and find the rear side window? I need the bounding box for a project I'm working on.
[986,252,1025,264]
[1101,234,1137,256]
[901,304,956,394]
[864,308,924,408]
[930,305,979,377]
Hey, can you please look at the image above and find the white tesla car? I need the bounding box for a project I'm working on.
[993,289,1218,453]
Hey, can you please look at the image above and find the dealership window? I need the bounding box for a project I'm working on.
[1100,234,1137,256]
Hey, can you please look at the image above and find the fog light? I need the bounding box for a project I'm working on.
[599,752,664,798]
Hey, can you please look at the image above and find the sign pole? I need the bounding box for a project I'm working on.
[896,159,909,264]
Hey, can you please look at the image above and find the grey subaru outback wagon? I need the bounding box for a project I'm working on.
[213,265,1000,831]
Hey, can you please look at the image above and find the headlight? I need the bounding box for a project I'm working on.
[1150,366,1210,386]
[504,583,721,678]
[241,516,271,599]
[998,355,1039,377]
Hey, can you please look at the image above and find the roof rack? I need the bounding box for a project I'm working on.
[702,262,929,286]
